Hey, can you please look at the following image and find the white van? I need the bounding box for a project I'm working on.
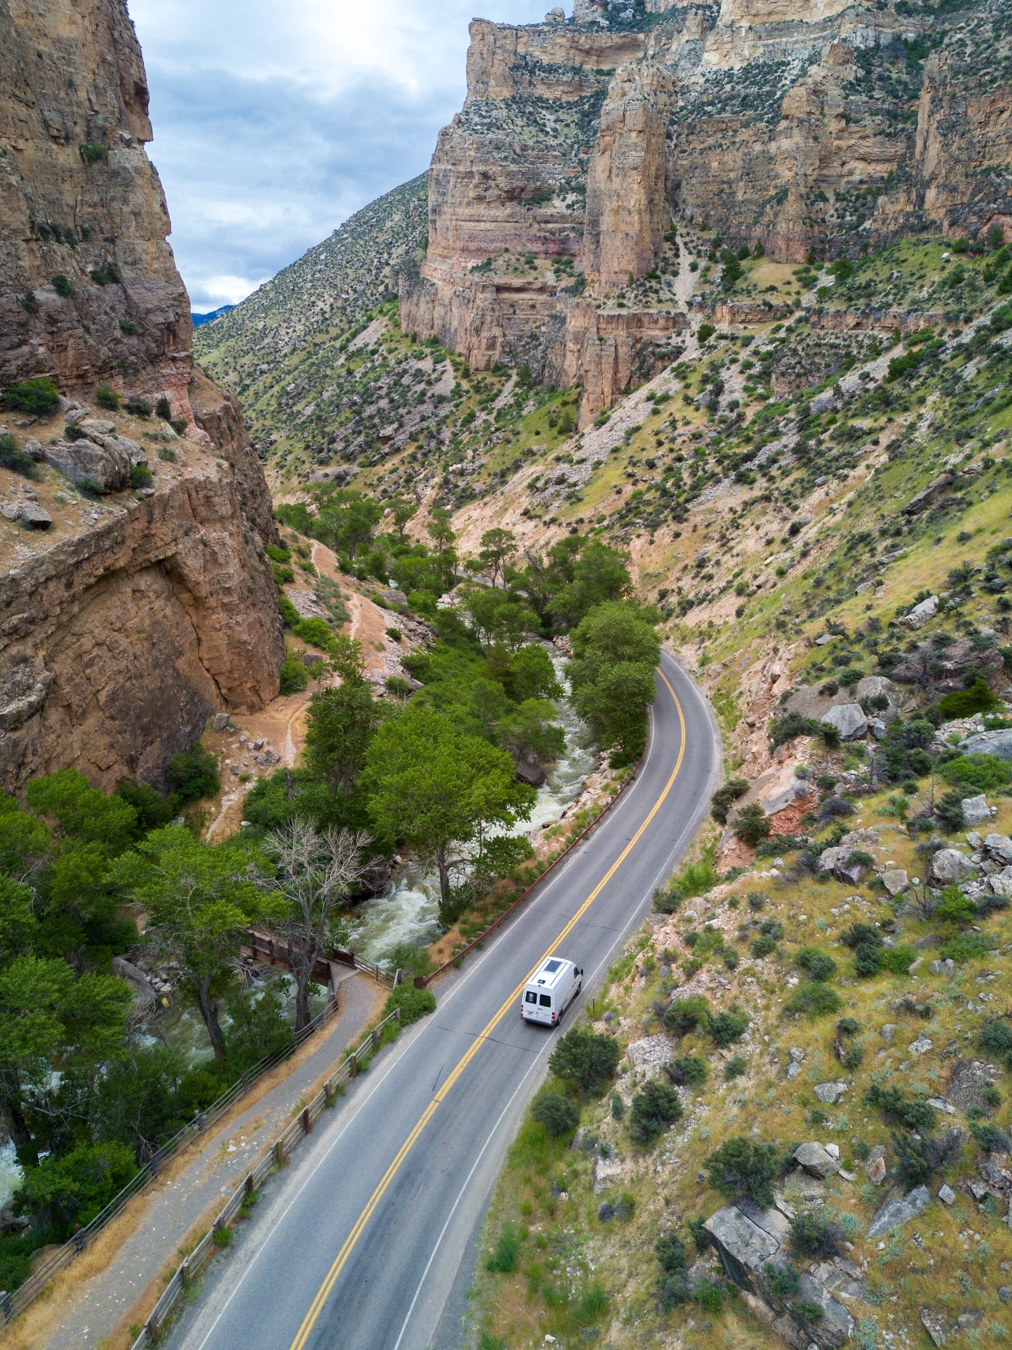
[520,955,583,1028]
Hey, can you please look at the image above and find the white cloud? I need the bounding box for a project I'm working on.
[128,0,553,310]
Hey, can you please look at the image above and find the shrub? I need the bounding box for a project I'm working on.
[0,433,41,480]
[939,678,997,718]
[698,323,715,344]
[863,1084,937,1132]
[893,1128,963,1187]
[751,934,778,958]
[840,923,882,950]
[878,944,918,973]
[3,376,59,416]
[629,1078,683,1142]
[155,396,172,420]
[157,445,176,463]
[793,1298,825,1323]
[531,1092,579,1137]
[722,947,739,970]
[733,802,772,847]
[769,711,840,750]
[656,850,719,912]
[656,1231,688,1273]
[789,1212,844,1259]
[279,655,309,695]
[935,790,966,832]
[724,1054,747,1081]
[166,741,219,802]
[383,983,435,1025]
[81,142,109,163]
[795,948,837,982]
[486,1224,520,1273]
[130,464,153,489]
[95,385,120,411]
[977,1019,1012,1059]
[663,995,710,1037]
[939,932,996,963]
[705,1135,780,1207]
[970,1121,1012,1153]
[784,983,842,1019]
[549,1028,621,1093]
[292,617,333,649]
[937,753,1011,794]
[765,1262,801,1301]
[279,597,301,628]
[611,1092,625,1119]
[710,777,748,825]
[665,1055,707,1086]
[705,1005,749,1047]
[52,273,74,297]
[124,398,152,417]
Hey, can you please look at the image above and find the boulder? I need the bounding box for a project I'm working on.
[961,795,992,827]
[867,1184,930,1237]
[112,955,156,1013]
[212,712,230,732]
[817,846,841,873]
[18,500,51,529]
[880,1023,897,1043]
[839,826,880,850]
[991,868,1012,900]
[902,595,939,629]
[903,472,952,515]
[882,868,909,896]
[545,4,565,17]
[985,833,1012,864]
[928,849,974,885]
[78,417,117,437]
[813,1081,848,1105]
[45,436,132,492]
[964,730,1012,763]
[515,757,547,787]
[820,704,868,741]
[24,438,44,461]
[938,1183,956,1205]
[854,675,899,704]
[794,1142,841,1178]
[865,1145,887,1185]
[921,1308,948,1348]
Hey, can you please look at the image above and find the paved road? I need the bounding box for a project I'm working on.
[175,652,720,1350]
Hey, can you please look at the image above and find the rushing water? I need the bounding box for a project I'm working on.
[347,647,598,967]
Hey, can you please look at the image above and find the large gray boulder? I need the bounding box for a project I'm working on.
[928,849,975,886]
[794,1141,841,1177]
[902,595,939,629]
[45,436,132,492]
[821,704,868,741]
[962,730,1012,763]
[985,833,1012,864]
[961,795,991,827]
[867,1185,931,1238]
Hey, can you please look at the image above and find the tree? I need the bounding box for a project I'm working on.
[478,528,518,586]
[506,644,562,703]
[629,1078,683,1142]
[25,769,136,854]
[705,1135,781,1207]
[312,486,383,559]
[363,708,535,906]
[304,677,382,799]
[389,497,417,545]
[568,602,660,761]
[16,1140,137,1233]
[426,508,458,589]
[114,829,287,1060]
[260,819,375,1031]
[549,1028,621,1093]
[0,956,129,1164]
[546,541,634,630]
[497,699,566,767]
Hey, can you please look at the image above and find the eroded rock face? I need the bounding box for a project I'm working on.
[0,2,283,793]
[402,1,1012,422]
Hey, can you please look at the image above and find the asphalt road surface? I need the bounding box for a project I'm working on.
[175,651,720,1350]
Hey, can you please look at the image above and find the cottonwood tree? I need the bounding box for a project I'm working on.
[115,828,286,1061]
[478,528,518,586]
[260,819,374,1031]
[363,708,535,911]
[568,602,661,761]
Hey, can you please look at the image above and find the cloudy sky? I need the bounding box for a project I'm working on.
[129,0,553,312]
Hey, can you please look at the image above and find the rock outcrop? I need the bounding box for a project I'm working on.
[402,0,1011,422]
[0,0,284,794]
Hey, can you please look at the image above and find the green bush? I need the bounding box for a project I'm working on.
[81,142,109,163]
[656,1231,688,1273]
[124,398,152,417]
[935,790,966,833]
[733,802,771,847]
[549,1028,621,1093]
[383,982,436,1025]
[130,464,153,489]
[279,597,301,628]
[279,655,309,695]
[705,1135,781,1207]
[698,323,715,344]
[165,741,219,802]
[977,1019,1012,1059]
[156,396,172,420]
[531,1092,579,1137]
[629,1078,683,1142]
[784,983,842,1019]
[0,432,41,480]
[157,445,176,463]
[765,1262,800,1301]
[878,944,918,973]
[789,1212,843,1259]
[663,995,710,1037]
[665,1055,707,1086]
[3,376,59,415]
[938,678,997,719]
[724,1054,747,1081]
[939,932,996,963]
[656,851,719,912]
[16,1140,137,1234]
[52,273,74,297]
[705,1005,749,1047]
[710,777,748,825]
[292,617,333,649]
[486,1223,520,1273]
[95,385,120,411]
[937,754,1011,794]
[751,934,778,958]
[863,1084,936,1132]
[795,948,837,982]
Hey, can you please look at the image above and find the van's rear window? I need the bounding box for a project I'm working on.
[525,991,537,1003]
[539,994,552,1007]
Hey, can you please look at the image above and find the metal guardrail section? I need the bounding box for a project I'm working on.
[128,1007,402,1350]
[0,993,346,1326]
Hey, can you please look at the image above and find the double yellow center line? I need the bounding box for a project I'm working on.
[288,669,686,1350]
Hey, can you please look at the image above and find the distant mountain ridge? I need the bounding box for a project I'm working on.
[192,305,234,327]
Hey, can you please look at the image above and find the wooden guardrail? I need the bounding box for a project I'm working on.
[126,1007,403,1350]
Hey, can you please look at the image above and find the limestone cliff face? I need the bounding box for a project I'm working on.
[0,0,284,793]
[401,0,1011,421]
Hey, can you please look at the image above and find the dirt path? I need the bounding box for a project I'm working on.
[27,973,387,1350]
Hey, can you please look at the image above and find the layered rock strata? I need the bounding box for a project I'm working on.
[0,0,283,792]
[401,0,1011,422]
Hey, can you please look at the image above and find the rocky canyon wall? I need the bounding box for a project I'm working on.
[401,0,1011,422]
[0,0,284,794]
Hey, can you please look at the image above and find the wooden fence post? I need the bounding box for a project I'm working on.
[181,1255,192,1288]
[324,1082,334,1105]
[349,1053,358,1079]
[301,1107,311,1134]
[276,1138,284,1168]
[371,1026,380,1051]
[245,1173,254,1197]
